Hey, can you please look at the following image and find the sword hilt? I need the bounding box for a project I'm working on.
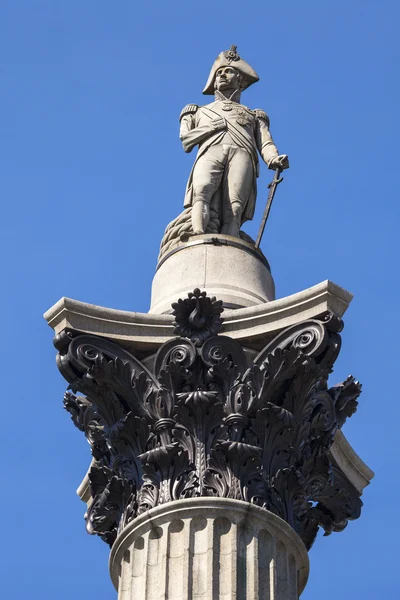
[268,167,283,188]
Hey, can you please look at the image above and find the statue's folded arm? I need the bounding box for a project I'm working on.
[179,117,216,153]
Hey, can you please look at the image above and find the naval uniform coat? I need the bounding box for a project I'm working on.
[179,95,279,222]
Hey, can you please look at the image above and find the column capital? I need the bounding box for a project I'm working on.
[55,289,365,551]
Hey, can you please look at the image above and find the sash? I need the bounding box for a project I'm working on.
[199,105,258,167]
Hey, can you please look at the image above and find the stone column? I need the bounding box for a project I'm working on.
[109,498,309,600]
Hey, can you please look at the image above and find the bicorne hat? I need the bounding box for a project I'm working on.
[202,45,259,95]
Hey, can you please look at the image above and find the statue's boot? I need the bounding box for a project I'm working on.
[221,220,240,237]
[192,200,210,234]
[221,202,242,238]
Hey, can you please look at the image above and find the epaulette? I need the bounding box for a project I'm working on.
[179,104,198,121]
[254,109,270,126]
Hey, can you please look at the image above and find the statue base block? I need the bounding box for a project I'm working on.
[150,234,275,314]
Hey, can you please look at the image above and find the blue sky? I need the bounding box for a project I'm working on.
[1,1,399,598]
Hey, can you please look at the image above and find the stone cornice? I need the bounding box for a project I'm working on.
[44,280,353,353]
[330,430,374,494]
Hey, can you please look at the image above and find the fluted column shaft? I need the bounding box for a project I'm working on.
[109,498,309,600]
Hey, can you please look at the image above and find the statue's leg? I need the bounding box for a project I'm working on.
[191,147,224,234]
[221,148,253,237]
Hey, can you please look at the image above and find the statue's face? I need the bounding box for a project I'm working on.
[215,66,242,92]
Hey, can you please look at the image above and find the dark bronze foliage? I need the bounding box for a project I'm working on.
[58,291,362,550]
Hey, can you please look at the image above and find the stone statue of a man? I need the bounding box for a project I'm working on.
[180,46,289,238]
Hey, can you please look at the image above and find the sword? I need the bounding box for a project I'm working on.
[255,167,284,249]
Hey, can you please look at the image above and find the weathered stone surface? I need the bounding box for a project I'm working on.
[330,430,374,494]
[109,498,309,600]
[150,234,275,313]
[44,280,352,354]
